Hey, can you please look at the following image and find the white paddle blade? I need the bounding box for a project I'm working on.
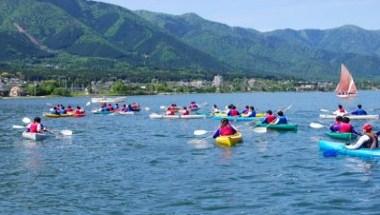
[144,107,150,111]
[194,130,209,136]
[86,101,91,106]
[60,130,73,136]
[22,117,31,124]
[320,109,329,113]
[13,125,25,129]
[253,127,267,133]
[160,106,166,110]
[310,122,324,129]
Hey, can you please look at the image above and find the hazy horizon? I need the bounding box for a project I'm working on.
[98,0,380,31]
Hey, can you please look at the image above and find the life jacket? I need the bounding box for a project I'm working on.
[265,114,276,123]
[277,116,288,124]
[362,132,378,148]
[228,109,240,116]
[182,110,190,115]
[75,109,83,114]
[242,109,249,114]
[29,122,40,133]
[338,122,352,133]
[166,110,176,115]
[219,124,236,136]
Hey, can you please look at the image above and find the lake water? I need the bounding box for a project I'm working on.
[1,91,380,214]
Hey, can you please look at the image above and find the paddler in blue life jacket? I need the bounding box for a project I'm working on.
[273,111,288,124]
[242,106,256,117]
[50,106,61,115]
[351,104,367,115]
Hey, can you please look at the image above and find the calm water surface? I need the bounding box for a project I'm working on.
[1,91,380,214]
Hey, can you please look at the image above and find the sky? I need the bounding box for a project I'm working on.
[98,0,379,32]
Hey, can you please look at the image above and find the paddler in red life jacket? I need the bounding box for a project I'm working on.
[227,105,240,116]
[333,104,347,116]
[346,123,378,150]
[181,106,190,115]
[26,117,46,133]
[166,104,177,115]
[189,101,199,111]
[338,117,360,135]
[66,105,74,113]
[75,106,84,114]
[107,103,114,112]
[262,110,276,124]
[213,118,237,138]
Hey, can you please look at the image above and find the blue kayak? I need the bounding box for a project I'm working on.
[319,140,380,158]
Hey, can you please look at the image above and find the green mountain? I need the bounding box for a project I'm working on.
[1,0,380,82]
[136,10,380,81]
[0,0,228,81]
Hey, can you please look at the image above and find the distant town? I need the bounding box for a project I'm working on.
[0,72,378,97]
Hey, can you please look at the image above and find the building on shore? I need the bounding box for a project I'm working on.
[9,86,23,97]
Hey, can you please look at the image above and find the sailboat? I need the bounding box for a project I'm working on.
[335,64,357,98]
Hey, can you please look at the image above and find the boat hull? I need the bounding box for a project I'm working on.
[22,131,48,141]
[215,132,242,147]
[320,114,379,120]
[319,140,380,158]
[325,132,357,141]
[256,122,298,131]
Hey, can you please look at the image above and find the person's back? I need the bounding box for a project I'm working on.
[262,110,276,124]
[330,116,343,132]
[213,119,237,138]
[346,124,378,150]
[27,117,43,133]
[338,117,356,133]
[274,111,288,124]
[181,107,190,115]
[228,106,240,116]
[351,104,367,115]
[334,104,347,116]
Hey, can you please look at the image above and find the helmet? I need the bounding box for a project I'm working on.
[363,123,373,132]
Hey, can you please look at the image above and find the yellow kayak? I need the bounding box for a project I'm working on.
[215,132,243,147]
[43,113,73,118]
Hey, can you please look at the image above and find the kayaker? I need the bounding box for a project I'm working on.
[121,104,128,112]
[351,104,367,115]
[60,105,67,114]
[227,105,240,116]
[66,105,74,113]
[242,106,256,117]
[181,107,190,115]
[273,111,288,124]
[107,103,114,112]
[262,110,276,124]
[51,107,61,115]
[75,106,84,114]
[212,104,220,114]
[330,115,343,132]
[333,104,347,116]
[346,123,378,150]
[338,117,360,135]
[242,105,250,114]
[189,101,199,111]
[131,102,141,111]
[166,105,177,115]
[213,118,237,138]
[26,117,46,133]
[101,103,108,112]
[115,104,120,111]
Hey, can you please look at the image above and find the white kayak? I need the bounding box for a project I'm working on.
[149,113,206,119]
[91,96,126,103]
[116,111,135,115]
[22,131,48,141]
[319,114,379,120]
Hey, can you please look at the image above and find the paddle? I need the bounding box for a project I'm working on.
[194,130,210,136]
[310,122,324,129]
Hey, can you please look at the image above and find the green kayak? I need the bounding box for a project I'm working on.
[325,132,357,141]
[256,122,298,131]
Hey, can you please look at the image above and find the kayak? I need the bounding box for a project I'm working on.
[256,122,298,131]
[117,111,135,115]
[325,132,357,141]
[92,110,112,115]
[91,96,126,103]
[149,113,206,119]
[72,113,86,118]
[319,140,380,158]
[22,131,48,141]
[319,114,379,120]
[214,112,265,118]
[43,113,72,118]
[215,132,243,147]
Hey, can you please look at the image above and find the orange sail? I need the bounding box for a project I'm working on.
[335,64,357,98]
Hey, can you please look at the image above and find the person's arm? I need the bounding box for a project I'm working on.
[273,118,280,125]
[346,135,369,149]
[213,129,220,138]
